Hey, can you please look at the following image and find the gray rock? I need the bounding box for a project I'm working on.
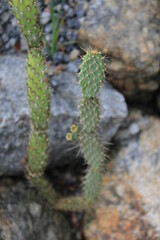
[0,0,20,53]
[0,55,29,176]
[40,12,51,25]
[113,110,160,174]
[44,22,52,33]
[0,54,128,176]
[112,110,160,234]
[20,35,28,52]
[0,178,71,240]
[78,0,160,102]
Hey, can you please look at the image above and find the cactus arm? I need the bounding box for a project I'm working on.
[8,0,58,200]
[55,196,87,211]
[8,0,43,48]
[79,50,106,205]
[59,50,107,210]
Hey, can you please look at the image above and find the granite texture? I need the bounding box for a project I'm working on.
[0,178,71,240]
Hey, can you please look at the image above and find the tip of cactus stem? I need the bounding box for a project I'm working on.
[90,49,99,54]
[66,133,72,141]
[71,124,78,133]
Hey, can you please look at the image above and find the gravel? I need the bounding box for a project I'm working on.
[0,0,88,65]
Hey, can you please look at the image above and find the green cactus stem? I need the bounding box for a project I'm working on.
[80,97,100,133]
[79,50,105,98]
[61,49,106,210]
[27,129,48,174]
[8,0,43,48]
[79,50,106,205]
[8,0,58,201]
[26,49,50,131]
[55,196,87,211]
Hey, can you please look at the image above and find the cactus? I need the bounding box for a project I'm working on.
[79,50,106,205]
[8,0,43,48]
[58,50,106,210]
[9,0,107,211]
[8,0,58,201]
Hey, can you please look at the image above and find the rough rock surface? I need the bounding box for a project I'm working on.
[84,110,160,239]
[78,0,160,101]
[0,54,128,176]
[0,178,71,240]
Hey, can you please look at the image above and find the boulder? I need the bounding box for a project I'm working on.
[0,55,128,176]
[78,0,160,102]
[84,110,160,239]
[0,178,71,240]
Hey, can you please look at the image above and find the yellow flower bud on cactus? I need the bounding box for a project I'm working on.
[71,124,78,133]
[66,133,72,141]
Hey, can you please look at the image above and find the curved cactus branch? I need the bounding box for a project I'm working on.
[8,0,58,201]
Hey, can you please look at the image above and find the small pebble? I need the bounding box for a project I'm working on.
[69,49,80,61]
[66,8,75,18]
[40,11,51,25]
[53,51,69,65]
[76,2,85,18]
[67,59,80,73]
[20,35,28,51]
[129,123,140,135]
[29,202,42,217]
[66,30,77,41]
[67,18,80,29]
[44,22,52,33]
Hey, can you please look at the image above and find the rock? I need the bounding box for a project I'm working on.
[78,0,160,102]
[84,110,160,239]
[53,51,70,65]
[40,11,51,25]
[44,22,52,33]
[20,35,28,52]
[66,8,75,18]
[69,49,80,60]
[0,54,128,176]
[0,178,71,240]
[66,30,77,41]
[76,1,85,18]
[0,55,29,176]
[66,18,80,29]
[0,0,20,53]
